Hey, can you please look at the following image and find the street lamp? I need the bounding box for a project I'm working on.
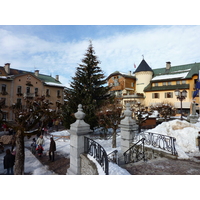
[174,89,187,120]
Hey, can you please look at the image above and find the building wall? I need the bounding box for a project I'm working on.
[144,76,197,111]
[0,73,64,121]
[135,71,153,94]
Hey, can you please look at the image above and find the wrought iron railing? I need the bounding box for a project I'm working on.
[134,132,178,155]
[84,137,109,175]
[107,150,118,164]
[123,138,146,164]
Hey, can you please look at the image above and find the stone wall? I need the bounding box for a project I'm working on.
[144,146,178,160]
[80,153,98,175]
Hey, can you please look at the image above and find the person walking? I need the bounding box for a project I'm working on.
[36,135,44,147]
[36,144,44,157]
[3,149,15,175]
[31,138,36,155]
[48,137,56,162]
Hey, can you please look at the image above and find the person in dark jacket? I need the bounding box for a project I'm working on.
[3,149,15,175]
[49,137,56,162]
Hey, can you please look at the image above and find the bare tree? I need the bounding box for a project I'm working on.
[149,101,176,122]
[96,100,123,148]
[132,101,152,132]
[10,96,62,175]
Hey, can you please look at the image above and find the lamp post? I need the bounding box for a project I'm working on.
[174,89,187,120]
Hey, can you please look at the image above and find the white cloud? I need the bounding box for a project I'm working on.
[0,26,200,87]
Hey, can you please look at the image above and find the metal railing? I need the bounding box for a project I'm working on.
[123,138,146,164]
[84,137,109,175]
[134,132,178,156]
[107,150,118,164]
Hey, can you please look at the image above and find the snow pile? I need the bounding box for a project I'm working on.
[50,130,70,136]
[150,119,200,159]
[88,154,131,175]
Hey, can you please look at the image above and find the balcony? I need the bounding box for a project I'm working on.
[1,91,8,95]
[122,93,144,99]
[24,93,35,98]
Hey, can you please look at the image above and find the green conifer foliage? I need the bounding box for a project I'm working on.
[63,41,112,129]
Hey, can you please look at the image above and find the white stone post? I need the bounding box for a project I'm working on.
[67,104,92,175]
[120,103,138,154]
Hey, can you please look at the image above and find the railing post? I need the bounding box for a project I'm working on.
[119,103,138,155]
[67,104,92,175]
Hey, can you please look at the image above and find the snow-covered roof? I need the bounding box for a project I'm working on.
[44,82,66,87]
[152,72,188,81]
[0,76,9,79]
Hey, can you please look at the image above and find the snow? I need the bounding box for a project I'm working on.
[44,82,66,87]
[1,119,200,176]
[152,72,188,81]
[149,119,200,159]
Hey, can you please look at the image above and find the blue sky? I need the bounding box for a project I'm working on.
[1,25,200,87]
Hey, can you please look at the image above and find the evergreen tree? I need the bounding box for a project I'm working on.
[63,41,113,129]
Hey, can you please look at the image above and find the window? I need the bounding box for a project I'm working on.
[163,82,167,86]
[131,82,134,87]
[46,89,50,96]
[16,98,22,109]
[176,81,180,85]
[26,87,30,94]
[114,77,119,86]
[168,82,171,85]
[182,80,186,84]
[165,92,173,98]
[152,93,159,98]
[2,84,6,92]
[17,86,22,94]
[1,84,7,95]
[153,83,158,87]
[35,88,38,96]
[0,98,6,106]
[57,90,61,97]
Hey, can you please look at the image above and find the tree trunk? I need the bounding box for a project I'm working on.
[14,130,25,175]
[112,129,117,148]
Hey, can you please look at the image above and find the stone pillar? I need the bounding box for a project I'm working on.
[67,104,92,175]
[120,103,138,154]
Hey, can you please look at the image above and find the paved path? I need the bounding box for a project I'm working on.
[121,156,200,175]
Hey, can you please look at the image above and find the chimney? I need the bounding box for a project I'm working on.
[4,63,10,74]
[129,71,132,75]
[166,62,171,70]
[35,70,39,76]
[56,75,59,81]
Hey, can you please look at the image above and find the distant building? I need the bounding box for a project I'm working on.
[107,59,200,115]
[0,63,65,121]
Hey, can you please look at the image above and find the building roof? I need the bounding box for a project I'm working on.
[144,62,200,92]
[134,59,153,73]
[107,71,135,80]
[0,66,65,87]
[151,62,200,82]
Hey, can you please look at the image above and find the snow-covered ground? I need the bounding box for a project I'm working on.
[0,130,129,175]
[1,119,200,176]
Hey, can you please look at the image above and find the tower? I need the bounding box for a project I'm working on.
[134,59,153,94]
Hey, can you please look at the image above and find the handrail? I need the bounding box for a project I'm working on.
[123,138,146,164]
[107,150,118,164]
[84,136,109,175]
[134,132,178,155]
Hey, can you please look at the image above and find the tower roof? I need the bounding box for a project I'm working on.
[134,59,153,73]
